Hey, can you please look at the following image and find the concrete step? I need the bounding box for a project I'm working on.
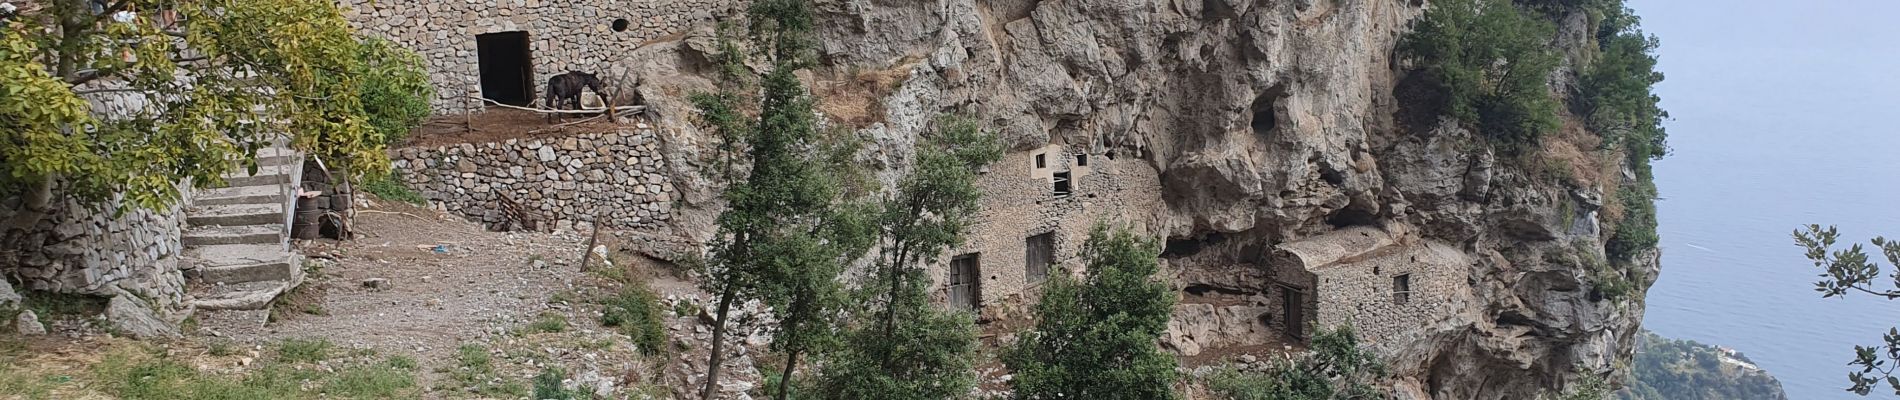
[190,281,289,311]
[221,165,295,188]
[254,147,302,168]
[183,225,285,247]
[193,185,286,207]
[186,204,282,227]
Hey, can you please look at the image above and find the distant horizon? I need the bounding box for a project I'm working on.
[1635,0,1900,399]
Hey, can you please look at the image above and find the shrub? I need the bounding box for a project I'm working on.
[1206,326,1386,400]
[361,171,427,205]
[1398,0,1561,154]
[533,367,590,400]
[523,312,569,334]
[600,285,668,355]
[1606,180,1658,262]
[356,38,434,145]
[1005,225,1178,399]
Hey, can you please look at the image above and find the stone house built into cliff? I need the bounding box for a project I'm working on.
[1272,226,1471,346]
[932,144,1162,316]
[339,0,742,113]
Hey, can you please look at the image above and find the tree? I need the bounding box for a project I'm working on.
[1398,0,1561,153]
[691,1,875,399]
[1005,224,1178,400]
[0,0,405,243]
[1793,225,1900,396]
[1207,327,1387,400]
[812,116,1001,399]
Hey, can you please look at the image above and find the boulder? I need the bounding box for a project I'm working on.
[105,294,180,339]
[15,310,46,336]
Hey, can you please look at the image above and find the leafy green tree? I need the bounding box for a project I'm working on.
[1005,224,1178,400]
[1,0,406,240]
[356,37,433,145]
[1793,225,1900,396]
[812,116,1001,399]
[691,1,875,399]
[1207,327,1386,400]
[1398,0,1561,153]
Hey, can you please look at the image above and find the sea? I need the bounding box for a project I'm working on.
[1634,1,1900,399]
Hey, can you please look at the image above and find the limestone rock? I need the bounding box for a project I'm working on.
[106,294,180,339]
[15,310,46,336]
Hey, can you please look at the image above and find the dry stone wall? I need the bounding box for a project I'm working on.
[0,192,189,311]
[340,0,745,113]
[392,130,676,231]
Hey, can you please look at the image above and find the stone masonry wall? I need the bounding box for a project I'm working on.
[1311,240,1470,346]
[392,130,676,231]
[340,0,744,113]
[938,145,1163,317]
[0,193,189,311]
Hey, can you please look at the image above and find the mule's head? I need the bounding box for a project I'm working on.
[577,72,604,93]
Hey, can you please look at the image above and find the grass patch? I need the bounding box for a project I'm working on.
[600,284,668,356]
[362,171,427,205]
[532,367,593,400]
[325,361,418,399]
[275,339,333,364]
[438,344,527,397]
[521,312,569,335]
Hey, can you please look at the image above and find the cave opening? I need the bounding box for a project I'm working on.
[1326,209,1379,228]
[1162,232,1228,258]
[1250,86,1287,137]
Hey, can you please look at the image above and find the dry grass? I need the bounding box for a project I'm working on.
[812,59,918,129]
[1534,115,1607,188]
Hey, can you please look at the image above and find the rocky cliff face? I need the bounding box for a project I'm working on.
[625,0,1657,397]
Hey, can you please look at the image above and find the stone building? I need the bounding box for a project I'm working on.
[1273,225,1472,346]
[928,144,1163,317]
[338,0,742,113]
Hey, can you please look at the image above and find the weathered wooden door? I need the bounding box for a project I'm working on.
[1282,286,1304,339]
[948,254,981,312]
[1025,233,1054,283]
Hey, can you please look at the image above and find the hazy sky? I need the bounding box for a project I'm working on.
[1632,0,1900,399]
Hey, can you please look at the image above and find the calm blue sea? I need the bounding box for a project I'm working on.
[1635,1,1900,399]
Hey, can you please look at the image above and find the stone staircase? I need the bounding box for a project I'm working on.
[181,144,306,329]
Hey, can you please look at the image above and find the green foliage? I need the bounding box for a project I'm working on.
[1005,225,1178,400]
[600,284,668,356]
[1398,0,1561,153]
[532,367,592,400]
[1206,327,1386,400]
[523,312,569,334]
[1617,331,1788,399]
[90,343,418,399]
[1577,4,1668,166]
[0,0,400,220]
[354,37,433,145]
[693,1,879,398]
[812,116,1000,400]
[361,171,427,204]
[1793,225,1900,396]
[1606,179,1659,262]
[440,344,528,397]
[274,339,333,364]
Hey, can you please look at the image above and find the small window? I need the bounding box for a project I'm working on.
[1025,233,1055,283]
[949,254,982,311]
[1075,154,1089,167]
[1392,274,1412,304]
[1052,171,1071,198]
[612,18,631,32]
[1035,154,1046,169]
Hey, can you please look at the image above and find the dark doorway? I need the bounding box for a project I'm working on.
[949,253,982,312]
[1281,286,1305,340]
[476,31,534,106]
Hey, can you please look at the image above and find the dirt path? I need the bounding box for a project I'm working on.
[233,203,592,363]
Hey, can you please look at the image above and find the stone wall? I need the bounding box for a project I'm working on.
[1309,240,1469,345]
[933,144,1164,317]
[340,0,745,113]
[0,192,189,311]
[392,130,677,231]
